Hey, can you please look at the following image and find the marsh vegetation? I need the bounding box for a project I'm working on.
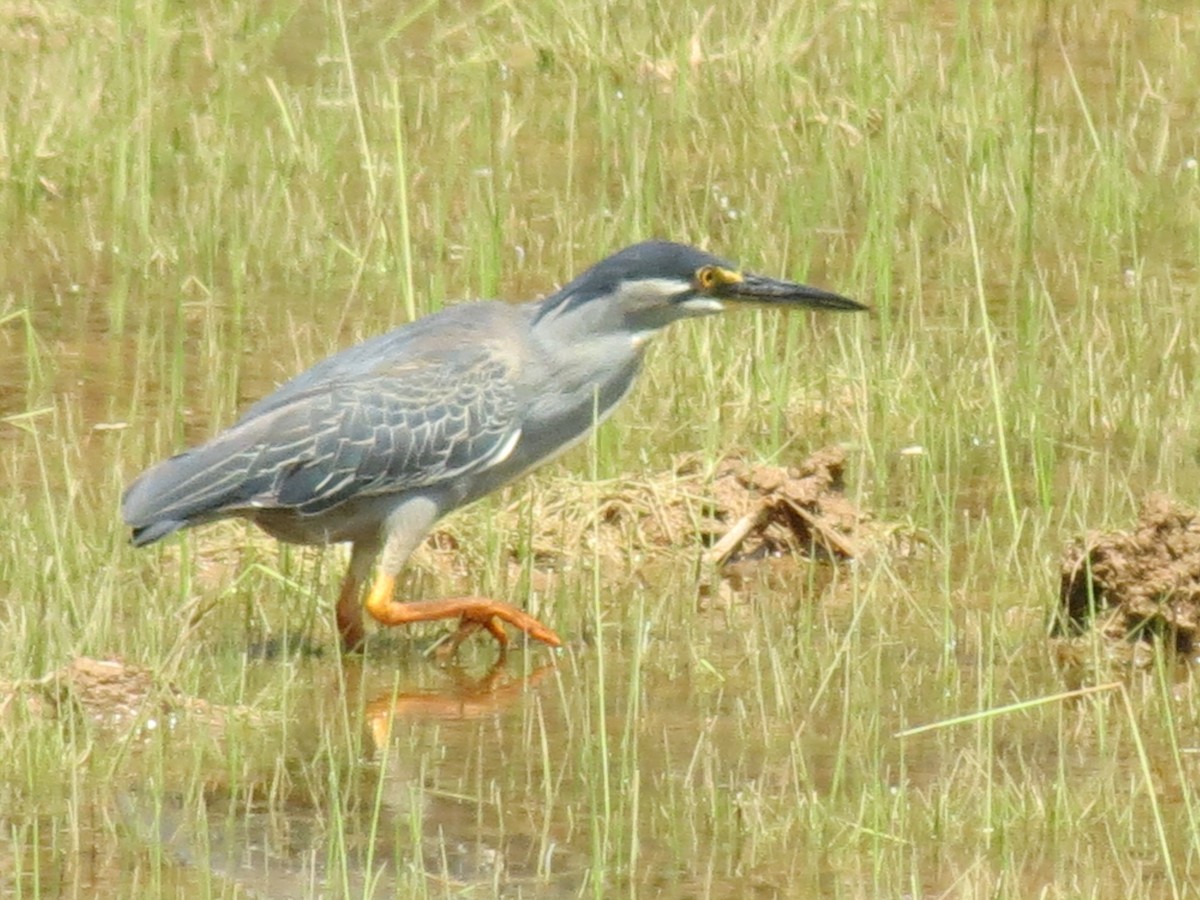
[2,1,1200,896]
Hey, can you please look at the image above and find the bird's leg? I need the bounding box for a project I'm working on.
[335,569,366,652]
[362,571,563,653]
[336,540,383,654]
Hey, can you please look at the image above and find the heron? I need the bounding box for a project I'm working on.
[122,240,865,657]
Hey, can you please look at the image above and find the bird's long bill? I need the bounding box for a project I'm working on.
[723,273,867,312]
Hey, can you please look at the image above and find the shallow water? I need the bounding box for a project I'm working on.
[1,640,864,896]
[3,582,1182,899]
[5,1,1200,897]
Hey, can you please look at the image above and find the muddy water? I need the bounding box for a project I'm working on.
[0,587,1109,899]
[5,2,1200,898]
[5,633,921,898]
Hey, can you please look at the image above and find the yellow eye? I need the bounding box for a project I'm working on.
[696,266,719,290]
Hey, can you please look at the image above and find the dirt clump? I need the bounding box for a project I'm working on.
[654,446,865,564]
[1056,494,1200,661]
[514,445,901,572]
[0,656,268,738]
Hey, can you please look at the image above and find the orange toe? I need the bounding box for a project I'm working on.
[361,572,561,654]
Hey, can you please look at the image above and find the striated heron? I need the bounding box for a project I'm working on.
[122,241,866,656]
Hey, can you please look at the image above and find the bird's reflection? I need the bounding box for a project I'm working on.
[116,656,577,897]
[361,659,556,748]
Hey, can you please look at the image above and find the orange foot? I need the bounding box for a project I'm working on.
[363,573,563,658]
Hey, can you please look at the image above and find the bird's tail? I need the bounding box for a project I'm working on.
[121,437,270,546]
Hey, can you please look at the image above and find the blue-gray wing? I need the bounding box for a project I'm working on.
[121,340,522,545]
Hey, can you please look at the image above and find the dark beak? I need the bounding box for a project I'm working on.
[721,273,867,312]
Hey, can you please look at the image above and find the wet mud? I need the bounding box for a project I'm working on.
[0,656,269,737]
[1056,494,1200,665]
[517,445,901,570]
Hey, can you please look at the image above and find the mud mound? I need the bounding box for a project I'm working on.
[514,445,902,570]
[0,657,268,738]
[1057,494,1200,658]
[639,446,864,564]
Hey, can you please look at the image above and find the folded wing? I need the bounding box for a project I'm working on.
[122,329,522,546]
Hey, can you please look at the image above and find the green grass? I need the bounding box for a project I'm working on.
[3,0,1200,896]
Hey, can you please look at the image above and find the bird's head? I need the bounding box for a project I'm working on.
[537,240,866,339]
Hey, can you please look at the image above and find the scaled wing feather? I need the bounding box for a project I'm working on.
[121,341,523,533]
